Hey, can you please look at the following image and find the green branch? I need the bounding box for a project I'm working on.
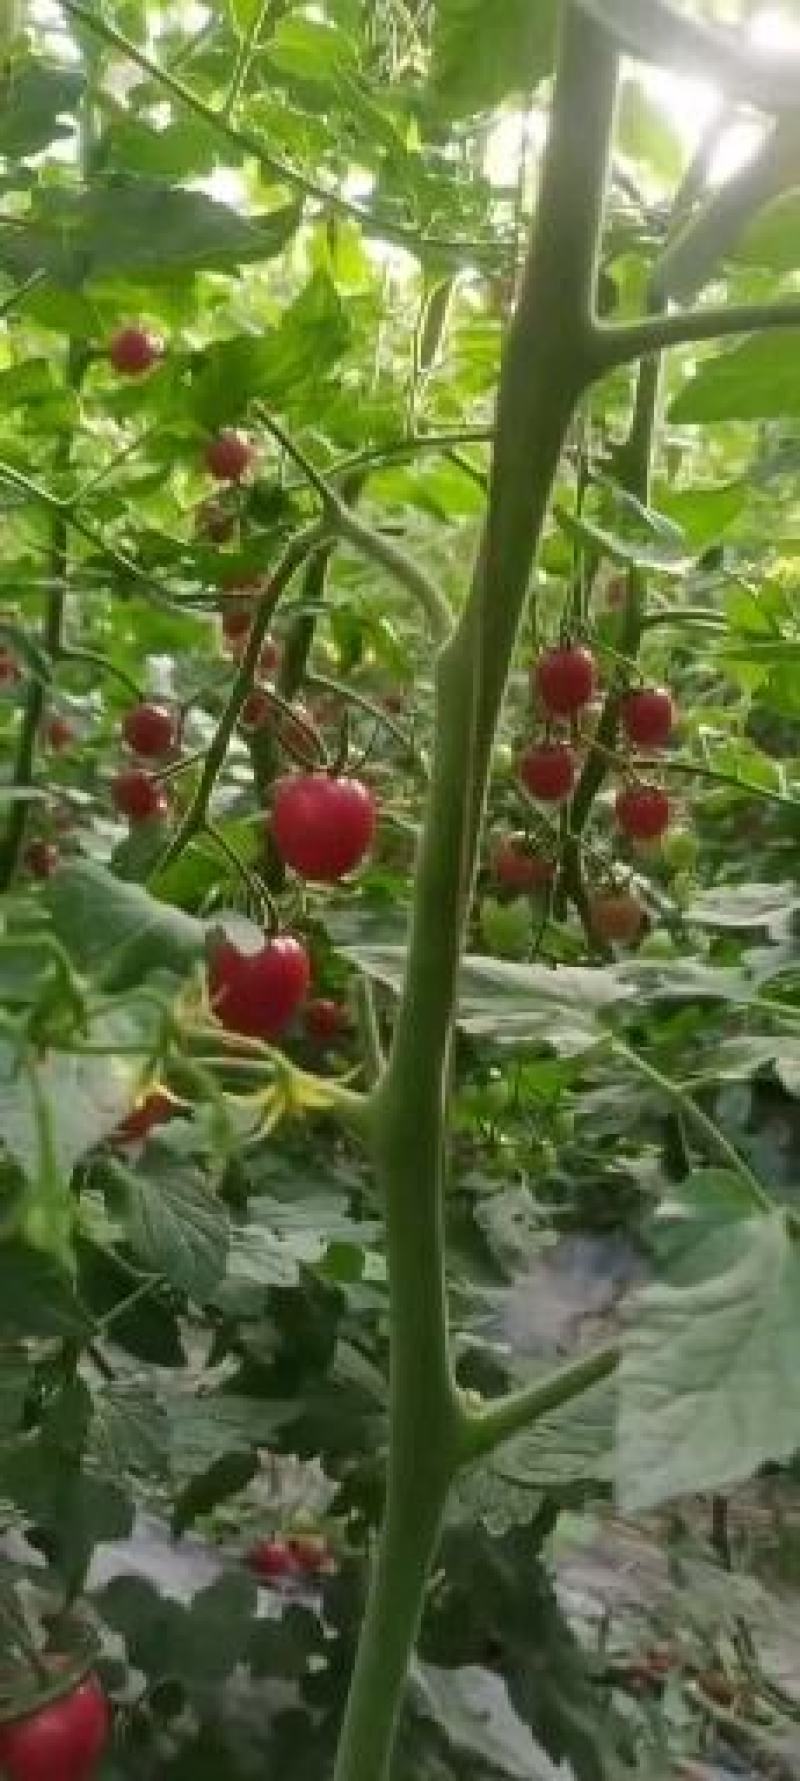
[597,298,800,370]
[652,120,800,304]
[255,408,453,643]
[222,0,273,117]
[332,13,621,1781]
[154,523,326,875]
[575,0,800,112]
[462,1343,618,1464]
[613,1037,771,1211]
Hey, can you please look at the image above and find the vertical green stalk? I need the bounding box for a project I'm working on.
[331,12,620,1781]
[0,340,86,891]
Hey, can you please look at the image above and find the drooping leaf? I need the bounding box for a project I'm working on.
[0,1242,90,1339]
[618,1212,800,1510]
[46,860,205,986]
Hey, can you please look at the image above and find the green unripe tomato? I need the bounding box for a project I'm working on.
[661,828,699,874]
[638,930,676,960]
[492,742,515,780]
[479,894,533,959]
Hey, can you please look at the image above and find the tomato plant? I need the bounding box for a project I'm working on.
[0,4,799,1781]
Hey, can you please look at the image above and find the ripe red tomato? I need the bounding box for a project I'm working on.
[45,715,74,751]
[108,326,162,376]
[241,689,271,729]
[621,686,675,749]
[113,1090,175,1145]
[247,1539,299,1582]
[518,741,577,803]
[0,647,19,685]
[111,769,169,824]
[259,638,280,677]
[122,702,176,759]
[272,774,377,882]
[0,1673,109,1781]
[616,784,670,842]
[492,835,555,893]
[24,840,59,880]
[588,891,645,945]
[221,606,253,646]
[533,644,596,718]
[305,997,350,1043]
[208,934,310,1039]
[205,430,255,482]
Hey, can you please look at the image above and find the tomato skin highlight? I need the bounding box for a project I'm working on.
[616,784,670,842]
[122,703,176,760]
[0,1674,110,1781]
[208,935,311,1040]
[111,769,169,824]
[272,774,377,882]
[621,687,675,749]
[518,741,577,804]
[108,325,162,375]
[533,644,596,718]
[205,430,255,482]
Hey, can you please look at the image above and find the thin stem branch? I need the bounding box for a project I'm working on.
[613,1037,771,1210]
[223,0,273,116]
[153,524,326,873]
[255,407,453,642]
[596,299,800,371]
[462,1342,618,1463]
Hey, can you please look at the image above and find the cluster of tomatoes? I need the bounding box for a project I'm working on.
[246,1531,333,1585]
[490,642,678,947]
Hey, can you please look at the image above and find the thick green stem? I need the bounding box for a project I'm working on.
[331,14,620,1781]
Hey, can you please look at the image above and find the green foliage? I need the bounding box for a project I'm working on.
[0,2,798,1777]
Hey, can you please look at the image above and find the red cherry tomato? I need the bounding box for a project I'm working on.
[45,715,74,751]
[621,687,675,749]
[111,769,169,824]
[24,840,59,880]
[272,774,377,882]
[240,689,271,729]
[518,741,577,804]
[108,325,162,376]
[205,431,255,482]
[305,998,350,1043]
[113,1090,175,1145]
[588,891,645,945]
[221,606,253,646]
[0,1673,109,1781]
[247,1539,299,1582]
[533,644,596,718]
[259,638,280,677]
[492,835,555,893]
[616,784,670,842]
[208,935,310,1040]
[0,648,19,685]
[121,703,176,759]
